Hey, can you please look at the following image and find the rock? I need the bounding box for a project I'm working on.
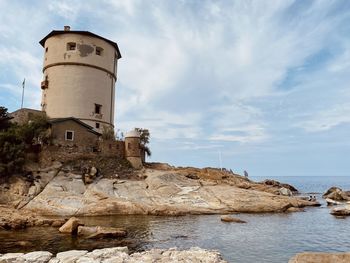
[279,187,293,196]
[58,217,83,234]
[323,187,350,201]
[56,250,88,262]
[0,247,226,263]
[262,179,298,193]
[330,206,350,216]
[90,167,98,176]
[51,219,66,227]
[0,253,25,263]
[220,215,246,223]
[289,252,350,263]
[286,207,305,212]
[77,226,127,239]
[20,251,52,263]
[326,198,342,206]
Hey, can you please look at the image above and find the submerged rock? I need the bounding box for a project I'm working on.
[77,226,127,239]
[220,215,246,223]
[0,247,227,263]
[58,217,83,234]
[289,252,350,263]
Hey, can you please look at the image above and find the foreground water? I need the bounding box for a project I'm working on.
[1,176,349,263]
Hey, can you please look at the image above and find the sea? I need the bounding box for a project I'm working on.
[1,176,349,263]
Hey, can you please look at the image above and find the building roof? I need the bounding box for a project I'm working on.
[10,108,43,114]
[39,30,122,59]
[125,130,140,138]
[48,117,101,136]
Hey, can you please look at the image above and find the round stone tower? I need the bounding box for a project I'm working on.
[39,26,121,132]
[125,130,143,169]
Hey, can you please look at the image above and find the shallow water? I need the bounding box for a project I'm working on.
[1,176,349,263]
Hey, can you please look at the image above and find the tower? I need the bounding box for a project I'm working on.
[125,130,143,169]
[39,26,121,132]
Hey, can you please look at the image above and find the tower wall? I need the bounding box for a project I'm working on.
[41,32,118,131]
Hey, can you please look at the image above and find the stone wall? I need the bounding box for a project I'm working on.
[98,140,125,158]
[50,120,99,150]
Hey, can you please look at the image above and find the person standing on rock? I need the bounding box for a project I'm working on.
[244,170,249,177]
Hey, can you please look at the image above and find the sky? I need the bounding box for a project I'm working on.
[0,0,350,177]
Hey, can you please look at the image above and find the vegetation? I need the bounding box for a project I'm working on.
[134,128,151,157]
[101,125,115,141]
[0,107,49,178]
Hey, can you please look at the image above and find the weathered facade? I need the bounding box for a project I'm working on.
[39,26,121,133]
[49,117,100,151]
[125,130,143,169]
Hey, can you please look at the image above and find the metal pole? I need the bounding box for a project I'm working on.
[219,150,222,171]
[21,78,25,109]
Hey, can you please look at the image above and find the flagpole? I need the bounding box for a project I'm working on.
[21,78,25,109]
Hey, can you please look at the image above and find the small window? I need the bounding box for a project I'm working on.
[45,47,48,52]
[95,122,100,129]
[94,104,102,114]
[128,143,131,149]
[65,130,74,141]
[96,47,103,56]
[67,42,76,51]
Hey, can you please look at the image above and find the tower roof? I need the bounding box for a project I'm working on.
[39,30,122,59]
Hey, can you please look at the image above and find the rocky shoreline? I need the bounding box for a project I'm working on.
[0,247,227,263]
[0,162,321,230]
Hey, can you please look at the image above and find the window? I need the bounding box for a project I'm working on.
[128,143,131,149]
[65,130,74,141]
[67,42,76,51]
[94,104,102,114]
[96,47,103,56]
[95,122,100,129]
[45,47,48,52]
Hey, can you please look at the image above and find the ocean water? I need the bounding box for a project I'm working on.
[1,176,349,263]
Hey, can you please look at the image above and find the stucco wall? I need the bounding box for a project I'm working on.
[41,33,118,132]
[125,137,141,157]
[50,120,99,150]
[99,140,125,158]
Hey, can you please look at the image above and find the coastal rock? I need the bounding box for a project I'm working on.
[20,251,52,263]
[326,198,342,206]
[77,226,127,239]
[58,217,83,234]
[286,207,305,213]
[0,247,226,263]
[220,215,246,223]
[323,187,350,201]
[22,168,317,216]
[262,179,298,193]
[330,206,350,216]
[289,252,350,263]
[279,187,293,196]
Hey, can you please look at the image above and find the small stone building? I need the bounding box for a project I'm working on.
[125,130,143,169]
[49,117,100,151]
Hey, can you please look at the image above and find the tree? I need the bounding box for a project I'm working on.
[0,106,12,131]
[134,128,151,157]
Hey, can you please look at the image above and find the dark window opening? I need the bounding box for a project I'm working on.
[95,104,102,114]
[96,47,103,56]
[65,131,74,141]
[67,42,76,51]
[45,47,48,52]
[128,143,131,149]
[95,122,100,129]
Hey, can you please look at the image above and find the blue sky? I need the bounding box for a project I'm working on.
[1,0,350,177]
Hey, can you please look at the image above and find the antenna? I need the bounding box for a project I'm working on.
[21,78,25,109]
[218,150,222,171]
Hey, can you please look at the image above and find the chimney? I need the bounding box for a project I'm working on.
[64,26,71,31]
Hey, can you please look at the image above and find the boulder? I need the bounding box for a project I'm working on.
[279,187,293,196]
[20,251,52,263]
[220,215,246,223]
[330,206,350,216]
[56,250,88,262]
[59,217,83,234]
[77,226,127,239]
[286,207,305,213]
[0,253,24,263]
[323,187,350,201]
[289,252,350,263]
[51,219,66,227]
[326,198,342,206]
